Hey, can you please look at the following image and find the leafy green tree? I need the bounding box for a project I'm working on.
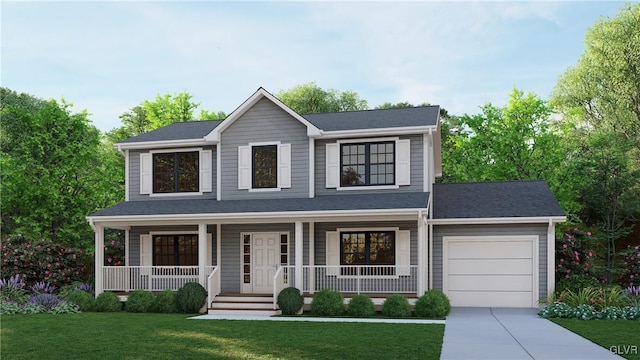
[144,91,201,129]
[198,109,226,120]
[551,3,640,146]
[277,82,368,113]
[0,89,106,246]
[575,131,640,283]
[441,89,579,217]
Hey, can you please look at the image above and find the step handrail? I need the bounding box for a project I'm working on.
[207,266,220,306]
[272,265,284,310]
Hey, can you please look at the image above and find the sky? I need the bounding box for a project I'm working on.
[1,1,627,132]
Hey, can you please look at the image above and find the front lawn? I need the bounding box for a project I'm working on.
[1,313,444,359]
[551,319,640,360]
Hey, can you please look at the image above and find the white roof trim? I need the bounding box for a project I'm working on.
[318,125,437,139]
[115,139,211,150]
[205,87,322,142]
[429,216,567,225]
[87,208,427,224]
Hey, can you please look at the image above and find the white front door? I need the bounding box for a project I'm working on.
[252,232,279,293]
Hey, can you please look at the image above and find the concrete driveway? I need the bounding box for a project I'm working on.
[440,307,622,360]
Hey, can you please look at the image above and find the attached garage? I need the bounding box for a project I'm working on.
[442,235,538,308]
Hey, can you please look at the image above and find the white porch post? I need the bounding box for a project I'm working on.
[198,223,207,287]
[417,212,425,295]
[216,224,221,267]
[309,222,315,294]
[124,228,130,292]
[295,221,303,291]
[94,225,104,297]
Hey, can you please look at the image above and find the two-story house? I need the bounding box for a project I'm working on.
[88,88,565,314]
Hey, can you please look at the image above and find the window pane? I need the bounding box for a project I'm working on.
[153,152,199,193]
[252,145,277,188]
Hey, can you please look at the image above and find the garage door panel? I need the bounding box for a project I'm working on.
[448,259,533,275]
[449,275,533,291]
[448,241,533,259]
[448,291,534,308]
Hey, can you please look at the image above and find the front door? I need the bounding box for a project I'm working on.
[252,232,278,293]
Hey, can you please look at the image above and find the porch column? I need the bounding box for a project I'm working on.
[295,221,303,291]
[124,228,130,292]
[417,213,425,295]
[94,225,104,297]
[547,219,556,295]
[216,224,221,267]
[198,223,207,287]
[309,222,315,294]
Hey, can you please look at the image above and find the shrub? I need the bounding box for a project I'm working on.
[414,290,451,318]
[0,234,88,287]
[347,294,375,318]
[311,289,344,316]
[176,282,207,313]
[277,287,304,315]
[48,301,80,314]
[0,301,43,314]
[556,275,600,294]
[64,290,95,311]
[94,292,122,312]
[126,290,155,313]
[382,294,411,318]
[104,233,125,267]
[555,228,595,281]
[59,281,93,299]
[619,245,640,287]
[0,275,29,303]
[151,289,178,313]
[538,302,575,318]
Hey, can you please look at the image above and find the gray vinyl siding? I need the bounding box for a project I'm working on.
[315,135,425,196]
[128,225,216,266]
[220,98,309,200]
[128,146,217,201]
[432,224,548,301]
[219,223,307,293]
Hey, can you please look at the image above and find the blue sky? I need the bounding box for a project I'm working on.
[1,1,626,132]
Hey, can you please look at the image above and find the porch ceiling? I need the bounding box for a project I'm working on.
[88,192,430,225]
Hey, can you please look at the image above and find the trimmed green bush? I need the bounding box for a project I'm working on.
[277,287,304,315]
[64,290,95,312]
[382,294,411,318]
[126,290,155,313]
[176,282,207,313]
[151,289,178,313]
[311,289,344,316]
[414,290,451,318]
[557,275,600,294]
[93,292,122,312]
[347,294,375,317]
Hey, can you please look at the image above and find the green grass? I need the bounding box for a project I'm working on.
[1,313,444,359]
[551,319,640,360]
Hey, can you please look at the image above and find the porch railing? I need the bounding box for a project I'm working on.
[273,265,286,309]
[278,265,418,294]
[103,266,216,292]
[207,266,220,305]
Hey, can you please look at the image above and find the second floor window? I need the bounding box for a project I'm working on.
[252,145,278,188]
[341,142,395,186]
[153,152,199,193]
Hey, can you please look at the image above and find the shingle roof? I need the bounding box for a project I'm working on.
[303,106,440,131]
[89,192,430,217]
[433,180,565,219]
[119,120,223,143]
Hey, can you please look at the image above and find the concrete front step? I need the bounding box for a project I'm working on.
[207,308,281,316]
[214,296,273,303]
[210,301,275,310]
[208,293,279,316]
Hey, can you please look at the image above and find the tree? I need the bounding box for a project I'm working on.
[144,91,201,129]
[441,89,579,217]
[198,109,226,120]
[277,82,368,114]
[0,88,107,247]
[575,131,640,283]
[551,3,640,147]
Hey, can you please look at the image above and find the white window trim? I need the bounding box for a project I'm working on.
[240,232,289,293]
[244,141,284,192]
[335,137,402,191]
[145,231,211,267]
[334,227,403,279]
[147,147,207,197]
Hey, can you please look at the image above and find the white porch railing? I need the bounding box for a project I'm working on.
[273,265,288,309]
[103,266,216,292]
[279,265,418,294]
[207,266,220,305]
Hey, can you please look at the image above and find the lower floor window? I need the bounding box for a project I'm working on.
[340,231,395,275]
[153,235,198,266]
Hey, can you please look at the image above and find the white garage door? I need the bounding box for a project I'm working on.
[443,235,538,308]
